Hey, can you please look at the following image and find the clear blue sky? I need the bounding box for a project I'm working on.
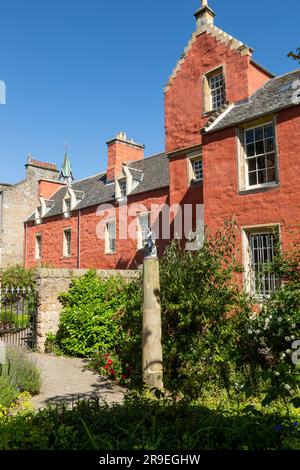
[1,0,299,183]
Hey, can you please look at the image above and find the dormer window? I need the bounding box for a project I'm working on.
[35,206,42,225]
[119,179,127,197]
[63,198,72,218]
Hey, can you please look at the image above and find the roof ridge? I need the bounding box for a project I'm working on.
[73,172,105,184]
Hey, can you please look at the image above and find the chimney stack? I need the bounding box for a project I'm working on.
[194,0,215,31]
[106,132,145,182]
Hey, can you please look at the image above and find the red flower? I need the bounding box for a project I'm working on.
[107,359,113,366]
[121,374,126,380]
[104,365,109,370]
[110,369,116,376]
[104,354,110,359]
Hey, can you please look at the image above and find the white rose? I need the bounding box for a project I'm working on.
[248,329,253,335]
[291,324,296,329]
[286,349,292,354]
[291,335,295,340]
[278,317,283,323]
[274,371,280,377]
[285,336,291,342]
[284,384,291,391]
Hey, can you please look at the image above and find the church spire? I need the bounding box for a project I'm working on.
[194,0,215,30]
[59,143,74,184]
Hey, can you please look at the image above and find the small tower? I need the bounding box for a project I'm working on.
[59,145,74,184]
[194,0,215,30]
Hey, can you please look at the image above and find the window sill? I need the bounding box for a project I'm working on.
[104,251,116,255]
[239,183,279,196]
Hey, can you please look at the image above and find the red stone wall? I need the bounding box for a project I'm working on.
[38,180,66,200]
[25,188,169,269]
[202,106,300,255]
[165,32,271,154]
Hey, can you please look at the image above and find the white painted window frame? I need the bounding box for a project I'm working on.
[35,234,42,260]
[105,219,116,254]
[242,224,280,299]
[137,212,150,250]
[63,228,72,258]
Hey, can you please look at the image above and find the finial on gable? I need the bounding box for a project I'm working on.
[195,0,215,30]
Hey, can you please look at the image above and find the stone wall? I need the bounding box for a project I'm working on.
[36,268,140,353]
[0,160,59,268]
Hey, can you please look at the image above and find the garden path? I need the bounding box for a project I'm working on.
[29,353,125,409]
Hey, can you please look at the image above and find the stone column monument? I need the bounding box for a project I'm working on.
[142,230,163,389]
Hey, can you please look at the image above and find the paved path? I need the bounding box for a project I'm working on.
[29,353,125,409]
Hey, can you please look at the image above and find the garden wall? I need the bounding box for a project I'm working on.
[35,268,140,353]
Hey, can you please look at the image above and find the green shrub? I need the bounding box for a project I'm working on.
[56,271,133,357]
[0,265,36,290]
[5,348,41,395]
[158,222,251,398]
[0,395,299,450]
[0,377,19,408]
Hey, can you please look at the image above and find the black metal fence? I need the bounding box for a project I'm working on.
[0,287,37,349]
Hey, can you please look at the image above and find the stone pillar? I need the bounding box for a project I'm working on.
[142,257,163,389]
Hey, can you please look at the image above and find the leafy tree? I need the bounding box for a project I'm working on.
[288,48,300,63]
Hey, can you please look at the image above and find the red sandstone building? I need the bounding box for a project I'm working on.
[24,1,300,298]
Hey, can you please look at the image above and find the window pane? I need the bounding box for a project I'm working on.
[267,167,276,183]
[248,158,256,172]
[249,171,257,186]
[264,124,274,138]
[257,156,265,170]
[255,127,264,141]
[246,143,255,157]
[265,138,275,153]
[266,153,275,168]
[257,170,267,184]
[246,129,254,144]
[255,140,264,155]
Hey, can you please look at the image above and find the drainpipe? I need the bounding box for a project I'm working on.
[24,222,27,267]
[77,210,81,269]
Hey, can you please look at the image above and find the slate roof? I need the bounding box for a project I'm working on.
[26,152,169,222]
[205,69,300,133]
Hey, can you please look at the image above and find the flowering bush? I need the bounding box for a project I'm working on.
[91,350,132,386]
[242,249,300,404]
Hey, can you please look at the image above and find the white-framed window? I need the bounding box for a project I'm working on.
[137,213,150,250]
[63,198,72,218]
[63,228,72,257]
[105,220,116,253]
[209,71,225,110]
[119,179,127,198]
[35,234,42,260]
[192,159,203,182]
[244,122,277,188]
[243,227,279,298]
